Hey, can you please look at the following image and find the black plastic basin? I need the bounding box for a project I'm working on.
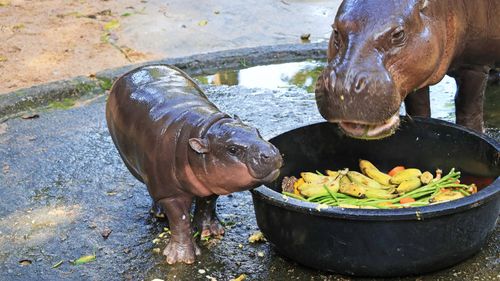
[251,117,500,277]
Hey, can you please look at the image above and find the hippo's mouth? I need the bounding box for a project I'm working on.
[337,114,400,140]
[257,168,281,183]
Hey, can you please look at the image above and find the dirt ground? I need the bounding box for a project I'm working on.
[0,0,340,94]
[0,0,155,94]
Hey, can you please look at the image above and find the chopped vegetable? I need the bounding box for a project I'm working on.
[282,159,478,209]
[72,253,96,265]
[388,166,405,177]
[399,197,416,204]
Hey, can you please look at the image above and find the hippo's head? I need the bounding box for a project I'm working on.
[188,118,283,195]
[315,0,453,139]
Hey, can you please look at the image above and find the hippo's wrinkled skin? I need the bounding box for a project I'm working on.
[315,0,500,139]
[106,65,282,264]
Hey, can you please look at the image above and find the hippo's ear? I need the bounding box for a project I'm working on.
[189,138,210,154]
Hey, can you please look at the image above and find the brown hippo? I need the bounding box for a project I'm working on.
[315,0,500,139]
[106,64,282,264]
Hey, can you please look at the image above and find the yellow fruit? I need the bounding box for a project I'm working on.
[359,159,393,186]
[347,171,385,189]
[339,182,366,198]
[390,168,422,184]
[325,170,339,178]
[396,177,422,194]
[300,172,324,183]
[363,167,393,186]
[298,183,329,197]
[365,187,397,199]
[430,189,465,203]
[420,171,434,184]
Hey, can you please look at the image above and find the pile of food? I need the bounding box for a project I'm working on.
[281,160,477,209]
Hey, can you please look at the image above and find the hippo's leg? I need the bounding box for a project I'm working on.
[193,195,224,239]
[157,196,201,264]
[454,67,488,132]
[404,87,431,118]
[150,200,166,219]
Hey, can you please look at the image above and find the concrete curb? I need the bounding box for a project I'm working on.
[0,42,327,119]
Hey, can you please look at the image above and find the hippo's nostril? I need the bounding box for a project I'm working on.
[354,74,367,94]
[260,152,270,160]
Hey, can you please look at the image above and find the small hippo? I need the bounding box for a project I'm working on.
[105,64,282,264]
[315,0,500,139]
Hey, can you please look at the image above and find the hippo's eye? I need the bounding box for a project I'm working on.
[228,146,239,156]
[391,28,406,45]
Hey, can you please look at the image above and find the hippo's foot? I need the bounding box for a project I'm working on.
[163,239,201,264]
[193,195,225,239]
[199,218,225,239]
[150,201,167,220]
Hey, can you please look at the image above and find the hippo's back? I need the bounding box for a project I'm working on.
[106,65,222,185]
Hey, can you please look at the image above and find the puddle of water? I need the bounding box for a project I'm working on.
[198,61,500,129]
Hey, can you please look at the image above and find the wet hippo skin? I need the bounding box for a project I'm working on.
[106,64,282,264]
[315,0,500,139]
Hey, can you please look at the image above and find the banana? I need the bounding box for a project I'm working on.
[300,172,325,183]
[339,182,366,198]
[430,189,464,203]
[298,177,340,197]
[390,168,422,184]
[363,167,393,186]
[298,182,329,197]
[293,178,305,195]
[347,171,390,190]
[359,159,377,171]
[420,171,434,184]
[339,174,351,188]
[396,177,422,194]
[326,170,339,178]
[365,187,398,199]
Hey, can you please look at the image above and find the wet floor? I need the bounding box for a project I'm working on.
[0,62,498,281]
[198,60,500,128]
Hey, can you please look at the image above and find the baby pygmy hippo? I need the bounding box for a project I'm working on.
[106,64,282,264]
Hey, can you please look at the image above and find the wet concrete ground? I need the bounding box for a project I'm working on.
[0,62,499,281]
[119,0,341,58]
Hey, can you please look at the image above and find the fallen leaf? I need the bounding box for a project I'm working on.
[123,248,131,254]
[0,123,7,134]
[198,20,208,26]
[119,46,147,61]
[0,0,10,7]
[300,33,311,41]
[97,9,112,16]
[12,23,25,31]
[52,260,64,268]
[0,55,7,62]
[230,274,247,281]
[248,231,266,243]
[21,113,39,119]
[19,259,32,266]
[72,254,96,265]
[121,12,132,17]
[101,227,112,239]
[103,19,120,31]
[214,10,220,15]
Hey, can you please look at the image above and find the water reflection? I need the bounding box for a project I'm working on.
[198,61,500,128]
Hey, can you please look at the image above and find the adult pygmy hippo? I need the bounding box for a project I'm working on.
[106,65,282,264]
[315,0,500,139]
